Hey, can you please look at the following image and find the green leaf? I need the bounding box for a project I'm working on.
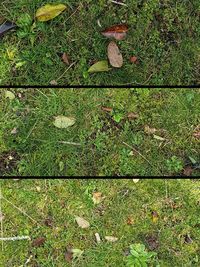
[5,90,15,100]
[36,4,67,22]
[53,116,75,128]
[88,60,110,73]
[71,248,84,258]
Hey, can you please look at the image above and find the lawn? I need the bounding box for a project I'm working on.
[0,88,199,177]
[0,1,199,85]
[0,179,200,266]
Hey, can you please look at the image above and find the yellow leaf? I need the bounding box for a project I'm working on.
[36,4,67,22]
[152,211,159,223]
[92,192,103,204]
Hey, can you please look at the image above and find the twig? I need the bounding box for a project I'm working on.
[122,141,162,174]
[0,235,30,241]
[1,196,39,225]
[109,0,127,7]
[58,141,81,146]
[56,61,76,82]
[0,183,4,251]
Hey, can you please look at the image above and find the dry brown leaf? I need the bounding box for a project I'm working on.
[32,237,46,247]
[92,192,103,204]
[126,216,134,225]
[62,52,70,65]
[107,41,123,68]
[95,233,101,243]
[183,166,193,176]
[75,216,90,229]
[127,112,139,119]
[144,125,157,134]
[102,107,113,112]
[102,24,128,40]
[65,248,73,263]
[105,236,118,242]
[130,56,139,64]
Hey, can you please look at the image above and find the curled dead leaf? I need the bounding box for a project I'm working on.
[107,41,123,68]
[102,24,128,40]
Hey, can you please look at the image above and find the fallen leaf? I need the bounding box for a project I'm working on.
[32,237,46,247]
[11,127,18,134]
[53,116,75,128]
[65,249,73,263]
[0,212,4,222]
[0,21,16,38]
[36,4,67,22]
[193,131,200,138]
[126,216,134,225]
[153,134,165,141]
[151,211,158,223]
[107,41,123,68]
[127,112,139,119]
[105,236,118,242]
[92,192,103,204]
[5,90,15,100]
[50,80,58,85]
[75,216,90,229]
[102,106,113,112]
[184,234,193,244]
[71,248,84,258]
[146,234,159,250]
[88,60,110,73]
[102,24,128,40]
[44,217,53,227]
[62,52,70,65]
[144,125,157,134]
[130,56,139,64]
[183,166,193,176]
[132,179,139,183]
[95,233,101,243]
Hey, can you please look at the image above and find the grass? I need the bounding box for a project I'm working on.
[0,179,200,266]
[0,0,200,85]
[0,88,199,177]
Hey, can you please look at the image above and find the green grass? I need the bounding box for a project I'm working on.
[0,179,200,266]
[0,0,200,85]
[0,88,199,176]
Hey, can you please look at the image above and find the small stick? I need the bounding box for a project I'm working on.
[58,141,81,146]
[56,62,76,82]
[122,141,162,174]
[0,236,30,241]
[0,183,4,251]
[2,196,39,225]
[109,0,127,6]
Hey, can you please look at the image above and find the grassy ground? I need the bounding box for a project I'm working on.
[0,1,199,85]
[0,179,200,266]
[0,88,199,177]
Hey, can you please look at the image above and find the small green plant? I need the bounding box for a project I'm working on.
[16,13,36,45]
[166,156,183,174]
[111,109,124,123]
[125,243,157,267]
